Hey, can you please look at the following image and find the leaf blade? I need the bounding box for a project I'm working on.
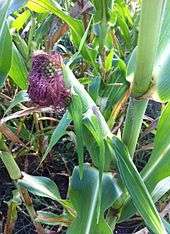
[111,136,166,234]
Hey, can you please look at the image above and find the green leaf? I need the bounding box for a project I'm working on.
[12,9,31,31]
[117,15,131,48]
[34,15,53,45]
[152,176,170,202]
[27,0,55,13]
[42,111,71,164]
[104,49,114,72]
[142,102,170,190]
[122,91,170,223]
[68,15,93,65]
[67,164,122,234]
[153,0,170,101]
[126,46,136,83]
[88,76,101,102]
[83,109,105,220]
[0,23,12,88]
[91,0,113,23]
[0,0,11,28]
[5,90,29,115]
[0,0,12,88]
[9,43,28,89]
[0,151,21,180]
[111,136,166,234]
[122,176,170,222]
[13,33,29,60]
[18,172,61,201]
[83,109,105,172]
[62,64,114,169]
[69,94,84,179]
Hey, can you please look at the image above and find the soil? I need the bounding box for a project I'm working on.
[0,100,163,233]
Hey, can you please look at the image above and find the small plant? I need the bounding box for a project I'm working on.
[0,0,170,233]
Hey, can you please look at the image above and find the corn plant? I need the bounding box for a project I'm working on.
[0,0,170,233]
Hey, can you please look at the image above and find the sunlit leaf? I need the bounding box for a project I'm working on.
[12,9,31,31]
[27,0,55,13]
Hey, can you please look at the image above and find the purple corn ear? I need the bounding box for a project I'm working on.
[28,51,71,111]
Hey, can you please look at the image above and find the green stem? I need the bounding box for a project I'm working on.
[122,0,166,157]
[131,0,165,97]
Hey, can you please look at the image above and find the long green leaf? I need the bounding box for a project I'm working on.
[69,94,84,179]
[111,136,166,234]
[121,176,170,222]
[12,9,31,31]
[83,109,105,171]
[83,110,106,219]
[9,44,28,89]
[91,0,113,23]
[154,0,170,101]
[42,111,71,164]
[0,23,12,88]
[0,0,12,88]
[0,0,11,28]
[0,151,21,180]
[13,34,29,60]
[142,102,170,190]
[121,100,170,223]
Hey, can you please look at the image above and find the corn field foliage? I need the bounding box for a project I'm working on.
[0,0,170,233]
